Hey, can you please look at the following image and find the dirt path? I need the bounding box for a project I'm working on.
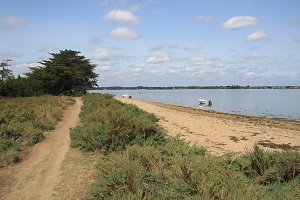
[118,98,300,155]
[0,97,82,200]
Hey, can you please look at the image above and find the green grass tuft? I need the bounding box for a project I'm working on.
[0,95,73,166]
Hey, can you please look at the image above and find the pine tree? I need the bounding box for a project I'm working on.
[26,50,99,95]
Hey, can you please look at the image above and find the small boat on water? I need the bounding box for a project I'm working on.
[198,99,212,106]
[122,94,132,98]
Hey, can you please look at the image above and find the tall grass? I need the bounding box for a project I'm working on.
[71,94,300,199]
[0,96,74,166]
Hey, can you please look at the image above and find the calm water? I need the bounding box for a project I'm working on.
[89,89,300,120]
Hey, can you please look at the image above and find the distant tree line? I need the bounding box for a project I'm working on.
[0,50,98,97]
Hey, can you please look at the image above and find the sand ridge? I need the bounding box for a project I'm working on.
[118,97,300,155]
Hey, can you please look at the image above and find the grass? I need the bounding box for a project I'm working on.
[258,140,300,150]
[71,94,300,199]
[0,95,74,166]
[70,94,166,153]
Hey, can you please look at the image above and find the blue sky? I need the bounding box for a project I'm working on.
[1,0,300,86]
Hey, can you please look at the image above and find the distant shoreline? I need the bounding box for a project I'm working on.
[90,85,300,90]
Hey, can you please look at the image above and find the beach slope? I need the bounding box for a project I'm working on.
[118,98,300,155]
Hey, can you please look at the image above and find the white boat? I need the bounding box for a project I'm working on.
[122,94,132,98]
[198,99,212,106]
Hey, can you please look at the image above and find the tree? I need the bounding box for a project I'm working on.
[0,59,13,96]
[0,59,13,82]
[26,49,99,95]
[2,76,33,97]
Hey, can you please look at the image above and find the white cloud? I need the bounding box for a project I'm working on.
[147,52,170,64]
[37,48,58,59]
[247,31,267,41]
[222,16,257,30]
[0,16,26,29]
[211,63,225,68]
[131,63,145,68]
[14,62,42,69]
[129,63,145,75]
[108,27,139,40]
[245,53,263,60]
[98,64,111,71]
[38,48,57,54]
[245,71,257,77]
[131,67,143,73]
[92,48,110,60]
[129,67,144,76]
[168,65,186,74]
[191,57,212,65]
[196,15,213,23]
[103,9,139,24]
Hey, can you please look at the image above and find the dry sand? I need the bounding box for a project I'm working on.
[118,97,300,156]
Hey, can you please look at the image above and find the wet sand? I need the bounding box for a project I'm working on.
[118,97,300,156]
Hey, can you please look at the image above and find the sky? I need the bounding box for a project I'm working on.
[0,0,300,86]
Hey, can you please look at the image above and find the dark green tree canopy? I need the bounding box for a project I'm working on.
[26,49,98,95]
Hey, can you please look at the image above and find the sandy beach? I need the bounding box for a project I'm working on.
[118,97,300,156]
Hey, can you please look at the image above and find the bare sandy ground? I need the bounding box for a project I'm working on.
[0,97,89,200]
[118,98,300,155]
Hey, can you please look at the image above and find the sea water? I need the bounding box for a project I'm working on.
[89,89,300,120]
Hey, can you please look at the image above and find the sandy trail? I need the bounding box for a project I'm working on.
[118,98,300,155]
[0,97,82,200]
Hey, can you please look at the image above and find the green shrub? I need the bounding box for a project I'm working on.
[86,145,169,199]
[228,145,300,185]
[86,145,264,200]
[70,94,166,153]
[0,95,73,166]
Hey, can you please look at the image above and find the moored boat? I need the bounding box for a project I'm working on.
[122,94,132,98]
[198,99,212,106]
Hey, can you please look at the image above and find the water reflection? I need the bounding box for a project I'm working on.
[199,102,212,109]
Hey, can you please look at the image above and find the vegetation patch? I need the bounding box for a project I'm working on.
[228,145,300,193]
[0,96,73,166]
[240,136,248,141]
[229,136,239,143]
[251,132,260,136]
[86,145,260,200]
[71,94,300,199]
[70,94,166,153]
[258,140,300,151]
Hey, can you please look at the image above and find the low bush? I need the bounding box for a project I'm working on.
[86,145,264,200]
[0,95,74,166]
[228,145,300,184]
[70,94,166,153]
